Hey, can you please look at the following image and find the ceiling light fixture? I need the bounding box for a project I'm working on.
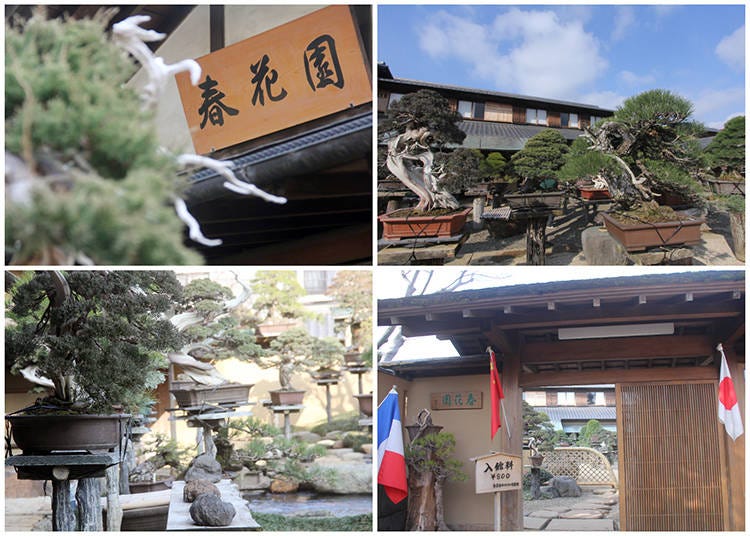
[558,322,675,340]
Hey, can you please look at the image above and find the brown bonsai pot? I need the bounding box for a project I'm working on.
[601,212,704,252]
[578,187,610,200]
[354,393,373,417]
[7,413,130,454]
[704,177,745,195]
[269,389,305,405]
[379,208,472,240]
[311,367,341,382]
[505,192,564,209]
[170,381,253,408]
[344,351,364,365]
[128,479,172,494]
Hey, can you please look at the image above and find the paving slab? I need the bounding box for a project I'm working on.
[546,518,615,531]
[558,509,605,519]
[524,516,551,530]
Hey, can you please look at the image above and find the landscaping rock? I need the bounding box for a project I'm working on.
[325,431,344,440]
[361,443,373,456]
[582,227,629,265]
[185,455,222,483]
[189,494,236,527]
[270,478,299,494]
[528,510,560,519]
[524,516,550,530]
[559,509,605,519]
[291,431,322,443]
[540,485,560,499]
[316,439,336,448]
[549,476,582,497]
[183,480,220,502]
[233,468,271,491]
[332,439,345,449]
[309,460,371,494]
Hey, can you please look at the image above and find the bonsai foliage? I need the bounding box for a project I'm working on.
[380,89,467,211]
[250,271,311,324]
[405,431,468,483]
[259,327,344,390]
[510,129,569,190]
[704,115,745,176]
[5,11,202,265]
[326,270,372,350]
[435,148,485,194]
[558,137,619,185]
[575,419,616,452]
[523,401,565,450]
[585,89,705,211]
[481,152,508,180]
[6,270,181,413]
[131,433,193,482]
[176,278,263,362]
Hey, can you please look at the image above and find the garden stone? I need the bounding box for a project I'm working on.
[524,516,550,530]
[309,460,371,494]
[325,431,344,440]
[550,476,582,497]
[332,439,345,449]
[316,439,336,448]
[185,454,222,483]
[559,509,605,519]
[270,478,299,493]
[361,443,373,456]
[189,494,236,527]
[529,510,560,519]
[234,468,271,491]
[540,485,560,499]
[341,451,367,462]
[582,227,628,265]
[183,480,220,502]
[291,431,321,443]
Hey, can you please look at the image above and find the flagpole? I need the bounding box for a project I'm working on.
[487,346,512,441]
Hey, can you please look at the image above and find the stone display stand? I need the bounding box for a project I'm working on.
[166,479,260,531]
[168,403,254,456]
[345,364,370,395]
[513,207,556,265]
[6,452,121,531]
[315,378,339,424]
[269,404,304,439]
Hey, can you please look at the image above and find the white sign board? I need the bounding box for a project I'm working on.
[473,452,522,494]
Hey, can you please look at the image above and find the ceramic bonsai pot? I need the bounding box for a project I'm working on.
[379,208,472,240]
[505,192,564,209]
[170,381,253,408]
[704,178,745,196]
[601,212,704,252]
[269,389,305,406]
[344,351,364,365]
[129,480,172,494]
[311,367,341,382]
[7,413,130,454]
[354,393,373,417]
[578,187,611,200]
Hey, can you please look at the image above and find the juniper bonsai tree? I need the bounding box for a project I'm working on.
[380,89,467,211]
[6,270,182,413]
[435,148,485,194]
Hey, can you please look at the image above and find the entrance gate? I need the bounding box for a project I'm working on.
[617,381,727,530]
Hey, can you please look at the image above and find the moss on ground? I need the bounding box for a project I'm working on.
[251,513,372,531]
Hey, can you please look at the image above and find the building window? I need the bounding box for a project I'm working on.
[586,392,606,405]
[557,391,575,405]
[457,100,473,118]
[473,101,485,120]
[526,108,547,125]
[388,92,403,108]
[303,271,328,294]
[485,102,513,122]
[523,391,546,406]
[590,115,603,127]
[561,112,579,128]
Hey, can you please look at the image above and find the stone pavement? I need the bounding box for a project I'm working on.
[523,487,619,531]
[5,497,53,531]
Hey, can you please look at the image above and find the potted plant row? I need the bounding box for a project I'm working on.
[6,271,181,454]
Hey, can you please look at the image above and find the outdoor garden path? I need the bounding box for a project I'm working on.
[523,486,620,531]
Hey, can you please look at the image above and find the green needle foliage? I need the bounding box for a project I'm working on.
[6,271,182,413]
[704,115,745,176]
[5,10,202,264]
[380,89,467,144]
[510,129,569,189]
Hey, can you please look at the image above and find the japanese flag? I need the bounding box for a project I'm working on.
[718,344,744,441]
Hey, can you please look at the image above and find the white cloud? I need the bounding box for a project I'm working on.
[619,70,656,86]
[716,25,745,71]
[706,113,743,130]
[688,87,745,126]
[418,8,608,101]
[612,6,635,42]
[579,90,627,111]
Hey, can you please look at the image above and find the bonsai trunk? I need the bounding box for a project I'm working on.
[130,455,168,483]
[434,474,450,531]
[526,216,547,265]
[279,359,295,391]
[407,467,438,531]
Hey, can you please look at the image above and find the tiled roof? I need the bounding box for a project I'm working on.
[533,406,617,431]
[458,120,584,151]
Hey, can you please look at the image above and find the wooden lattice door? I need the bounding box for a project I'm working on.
[617,381,727,531]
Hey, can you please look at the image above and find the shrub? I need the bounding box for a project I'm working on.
[704,115,745,175]
[510,129,569,189]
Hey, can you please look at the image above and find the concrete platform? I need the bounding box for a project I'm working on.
[524,516,551,530]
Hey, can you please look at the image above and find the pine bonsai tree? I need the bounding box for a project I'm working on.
[6,270,182,413]
[510,129,569,191]
[704,115,745,178]
[250,271,311,325]
[481,152,508,180]
[325,270,373,351]
[435,148,485,194]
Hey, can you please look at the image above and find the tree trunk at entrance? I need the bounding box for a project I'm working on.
[406,468,438,531]
[434,476,450,531]
[526,216,547,265]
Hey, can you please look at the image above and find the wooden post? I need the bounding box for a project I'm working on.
[325,384,333,423]
[530,467,541,499]
[52,480,75,531]
[525,215,547,265]
[283,411,292,439]
[105,464,122,531]
[498,350,523,530]
[76,478,102,531]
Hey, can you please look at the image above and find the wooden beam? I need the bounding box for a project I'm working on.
[209,5,225,52]
[521,335,713,364]
[520,365,716,388]
[462,309,495,319]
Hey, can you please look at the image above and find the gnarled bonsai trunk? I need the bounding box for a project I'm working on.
[407,465,438,531]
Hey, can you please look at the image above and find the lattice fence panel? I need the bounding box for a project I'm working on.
[541,447,617,487]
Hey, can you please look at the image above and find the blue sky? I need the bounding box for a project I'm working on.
[378,4,745,128]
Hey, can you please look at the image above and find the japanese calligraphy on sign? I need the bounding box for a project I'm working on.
[176,5,371,154]
[473,452,522,494]
[431,391,483,410]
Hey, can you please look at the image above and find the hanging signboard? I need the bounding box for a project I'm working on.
[473,452,522,494]
[176,5,372,154]
[430,391,483,410]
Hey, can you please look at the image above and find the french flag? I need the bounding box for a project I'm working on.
[377,387,408,504]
